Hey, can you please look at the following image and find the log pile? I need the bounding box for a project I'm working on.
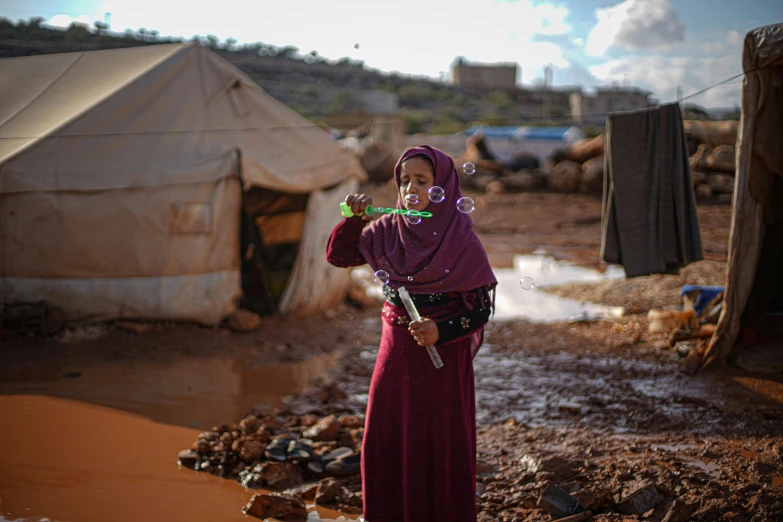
[547,135,605,194]
[689,143,736,203]
[546,121,738,202]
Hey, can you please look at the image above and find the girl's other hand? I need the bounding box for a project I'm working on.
[408,318,439,346]
[345,194,372,219]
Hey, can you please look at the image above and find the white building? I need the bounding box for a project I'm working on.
[570,86,653,125]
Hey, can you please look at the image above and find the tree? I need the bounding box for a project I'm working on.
[224,37,237,50]
[65,22,91,43]
[278,45,299,59]
[328,89,362,115]
[683,104,710,121]
[206,34,219,48]
[93,20,108,34]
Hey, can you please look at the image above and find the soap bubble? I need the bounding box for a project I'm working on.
[462,162,476,176]
[406,210,422,225]
[374,270,390,285]
[428,186,445,203]
[520,276,535,290]
[405,193,419,205]
[456,197,475,214]
[407,276,413,281]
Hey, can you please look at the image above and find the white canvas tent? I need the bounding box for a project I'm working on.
[0,43,366,325]
[702,23,783,368]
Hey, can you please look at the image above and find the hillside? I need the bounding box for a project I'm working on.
[0,18,575,133]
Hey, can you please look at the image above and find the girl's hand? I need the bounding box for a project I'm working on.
[408,318,439,347]
[345,194,373,220]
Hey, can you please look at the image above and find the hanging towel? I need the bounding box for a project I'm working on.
[601,103,704,277]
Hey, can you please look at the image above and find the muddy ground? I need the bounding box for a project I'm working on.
[2,191,782,522]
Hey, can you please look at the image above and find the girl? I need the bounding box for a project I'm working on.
[326,145,497,522]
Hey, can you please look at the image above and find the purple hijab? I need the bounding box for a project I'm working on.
[358,145,497,295]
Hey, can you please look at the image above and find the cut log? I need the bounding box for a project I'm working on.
[562,135,604,164]
[683,120,738,149]
[580,155,604,193]
[707,172,735,194]
[690,170,707,186]
[704,144,736,173]
[689,144,711,172]
[695,183,713,200]
[549,160,581,193]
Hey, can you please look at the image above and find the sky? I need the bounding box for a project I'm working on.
[2,0,782,108]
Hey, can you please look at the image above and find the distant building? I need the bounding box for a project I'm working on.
[452,58,518,91]
[570,86,653,125]
[362,90,398,115]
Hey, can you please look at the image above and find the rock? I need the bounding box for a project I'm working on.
[537,455,577,482]
[226,309,262,332]
[301,414,320,427]
[232,435,267,464]
[340,487,363,508]
[579,155,604,193]
[115,320,153,334]
[563,135,605,164]
[315,477,342,505]
[707,172,735,194]
[303,415,341,442]
[690,170,707,186]
[319,383,348,404]
[617,483,664,515]
[349,427,364,448]
[705,144,736,173]
[661,498,699,522]
[177,449,200,470]
[258,461,304,490]
[695,183,713,200]
[283,483,319,502]
[242,493,307,520]
[338,415,363,429]
[338,429,354,448]
[261,415,282,430]
[574,486,615,512]
[485,180,506,194]
[691,499,727,521]
[549,160,581,192]
[240,415,262,435]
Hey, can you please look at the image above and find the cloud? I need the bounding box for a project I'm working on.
[698,30,743,55]
[585,0,685,57]
[590,52,742,107]
[47,14,95,29]
[92,0,572,81]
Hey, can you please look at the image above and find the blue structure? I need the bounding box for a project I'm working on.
[462,125,586,162]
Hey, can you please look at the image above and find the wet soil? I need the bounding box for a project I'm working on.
[2,191,782,521]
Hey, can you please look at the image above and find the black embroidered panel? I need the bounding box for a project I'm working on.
[435,304,491,346]
[383,286,449,308]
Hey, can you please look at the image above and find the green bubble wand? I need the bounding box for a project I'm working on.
[340,202,433,219]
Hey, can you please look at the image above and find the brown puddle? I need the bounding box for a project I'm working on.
[0,394,253,522]
[0,354,357,521]
[0,353,337,430]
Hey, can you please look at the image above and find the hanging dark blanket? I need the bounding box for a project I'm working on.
[601,103,703,277]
